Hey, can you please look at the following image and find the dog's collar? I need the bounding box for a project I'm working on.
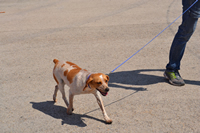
[87,74,91,80]
[88,84,91,89]
[87,74,91,89]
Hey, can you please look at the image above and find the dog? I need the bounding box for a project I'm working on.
[52,59,112,124]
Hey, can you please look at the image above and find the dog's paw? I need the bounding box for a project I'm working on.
[53,99,57,103]
[53,96,57,102]
[67,112,72,115]
[67,108,73,115]
[105,119,112,124]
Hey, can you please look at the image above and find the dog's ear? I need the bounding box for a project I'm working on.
[106,75,109,82]
[83,76,93,91]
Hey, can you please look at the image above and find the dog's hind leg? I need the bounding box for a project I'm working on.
[53,85,59,102]
[58,82,69,107]
[67,91,74,115]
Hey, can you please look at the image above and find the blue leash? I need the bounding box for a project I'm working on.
[110,0,198,74]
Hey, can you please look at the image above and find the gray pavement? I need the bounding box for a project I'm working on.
[0,0,200,132]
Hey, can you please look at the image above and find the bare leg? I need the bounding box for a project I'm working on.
[94,92,112,124]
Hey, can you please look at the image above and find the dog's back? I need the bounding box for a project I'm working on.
[53,59,89,93]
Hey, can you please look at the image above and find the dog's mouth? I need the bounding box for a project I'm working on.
[96,88,108,96]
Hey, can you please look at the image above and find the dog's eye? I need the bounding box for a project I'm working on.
[105,80,108,82]
[97,82,102,84]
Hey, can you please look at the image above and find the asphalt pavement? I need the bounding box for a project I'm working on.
[0,0,200,132]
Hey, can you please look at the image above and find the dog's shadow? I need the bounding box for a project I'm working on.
[30,69,199,126]
[30,101,105,126]
[108,69,200,89]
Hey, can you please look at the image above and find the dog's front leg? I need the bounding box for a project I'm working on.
[94,92,112,124]
[67,91,74,115]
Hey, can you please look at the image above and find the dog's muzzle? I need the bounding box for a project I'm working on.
[97,87,109,96]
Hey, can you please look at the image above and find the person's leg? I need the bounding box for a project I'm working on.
[166,11,198,71]
[165,0,199,86]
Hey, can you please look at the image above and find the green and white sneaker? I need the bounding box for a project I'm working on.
[164,70,185,86]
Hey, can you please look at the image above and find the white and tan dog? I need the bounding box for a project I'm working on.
[52,59,112,124]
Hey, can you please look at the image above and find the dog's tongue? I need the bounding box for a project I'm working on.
[102,92,108,96]
[97,89,108,96]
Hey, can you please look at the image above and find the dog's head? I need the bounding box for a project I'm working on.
[85,73,110,96]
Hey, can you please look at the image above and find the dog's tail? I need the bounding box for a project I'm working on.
[53,59,59,64]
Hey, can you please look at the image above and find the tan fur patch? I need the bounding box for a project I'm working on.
[64,70,68,76]
[53,62,58,71]
[83,69,88,71]
[89,73,109,88]
[65,61,82,84]
[53,59,59,64]
[53,74,59,84]
[61,64,65,68]
[67,69,81,84]
[53,60,59,84]
[66,61,81,69]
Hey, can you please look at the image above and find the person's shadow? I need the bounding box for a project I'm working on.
[30,101,105,126]
[108,69,200,89]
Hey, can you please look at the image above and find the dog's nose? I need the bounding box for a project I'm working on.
[105,88,109,92]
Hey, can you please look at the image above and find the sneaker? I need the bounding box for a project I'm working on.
[164,70,185,86]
